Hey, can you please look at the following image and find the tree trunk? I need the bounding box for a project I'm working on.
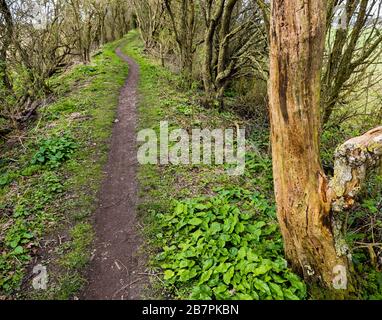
[164,0,195,86]
[269,0,382,291]
[202,0,225,106]
[215,0,238,107]
[0,0,13,90]
[269,0,349,288]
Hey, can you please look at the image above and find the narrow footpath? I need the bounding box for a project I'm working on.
[82,47,146,300]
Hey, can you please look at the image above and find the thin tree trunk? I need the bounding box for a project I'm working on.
[0,0,13,90]
[202,0,225,106]
[215,0,238,107]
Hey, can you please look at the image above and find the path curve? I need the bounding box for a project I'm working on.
[82,47,146,300]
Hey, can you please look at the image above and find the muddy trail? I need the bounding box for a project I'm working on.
[81,47,147,300]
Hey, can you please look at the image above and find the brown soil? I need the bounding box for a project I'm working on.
[81,48,146,300]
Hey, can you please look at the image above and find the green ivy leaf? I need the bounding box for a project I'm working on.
[283,288,300,300]
[252,262,273,276]
[209,222,221,235]
[253,278,271,296]
[286,273,306,293]
[189,218,203,226]
[13,246,24,255]
[237,247,247,260]
[223,266,235,285]
[175,203,184,215]
[269,282,284,300]
[164,270,175,280]
[199,269,213,284]
[215,263,231,274]
[203,259,214,271]
[213,284,228,295]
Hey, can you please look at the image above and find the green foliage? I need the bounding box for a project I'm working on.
[344,172,382,299]
[31,135,77,168]
[0,171,19,187]
[176,103,194,116]
[4,220,34,257]
[359,269,382,300]
[0,171,63,293]
[46,100,77,118]
[244,151,273,193]
[76,64,99,76]
[154,192,306,300]
[61,223,94,269]
[0,38,128,298]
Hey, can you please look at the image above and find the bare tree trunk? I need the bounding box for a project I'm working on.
[0,0,13,90]
[215,0,238,107]
[269,0,349,288]
[202,0,225,106]
[269,0,382,292]
[164,0,195,85]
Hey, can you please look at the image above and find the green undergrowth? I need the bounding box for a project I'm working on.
[123,30,306,300]
[0,38,129,298]
[155,192,306,300]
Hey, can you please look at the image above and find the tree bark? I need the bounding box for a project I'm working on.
[269,0,349,288]
[269,0,382,290]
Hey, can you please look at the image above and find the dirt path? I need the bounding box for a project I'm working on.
[82,47,146,300]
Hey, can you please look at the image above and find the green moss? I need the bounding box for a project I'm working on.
[61,223,94,269]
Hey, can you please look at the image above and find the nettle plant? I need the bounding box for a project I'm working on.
[155,189,306,300]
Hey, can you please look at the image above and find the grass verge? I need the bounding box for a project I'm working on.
[0,39,128,299]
